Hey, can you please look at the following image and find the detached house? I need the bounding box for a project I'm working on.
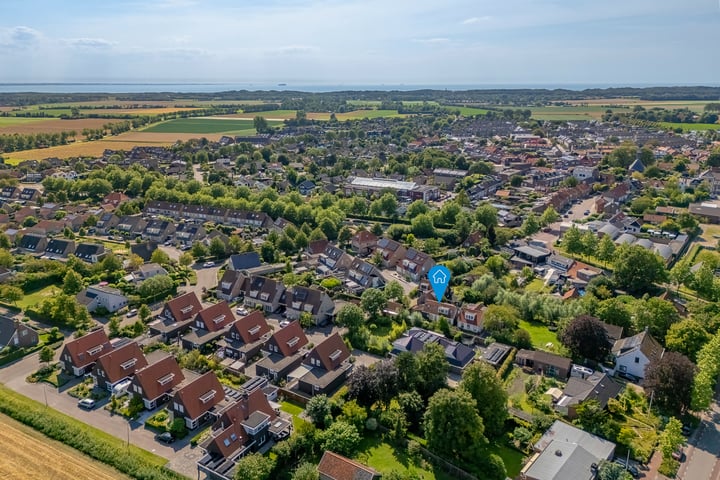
[149,291,203,341]
[243,276,285,314]
[516,350,572,379]
[282,286,334,326]
[217,269,247,302]
[296,333,352,397]
[375,237,407,268]
[130,354,185,410]
[350,230,378,256]
[556,372,623,418]
[456,304,486,334]
[76,284,129,313]
[391,328,475,374]
[411,299,458,323]
[396,248,435,282]
[317,451,380,480]
[611,330,663,380]
[171,371,226,429]
[0,315,39,349]
[227,252,262,272]
[182,301,236,350]
[222,311,272,362]
[59,328,113,376]
[255,321,309,382]
[92,341,148,392]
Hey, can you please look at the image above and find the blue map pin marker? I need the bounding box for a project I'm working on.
[427,265,451,302]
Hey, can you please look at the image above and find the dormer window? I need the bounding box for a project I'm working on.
[180,305,194,314]
[465,313,476,321]
[200,390,216,404]
[260,292,269,301]
[287,337,299,348]
[158,373,175,385]
[329,349,343,361]
[213,315,226,324]
[87,345,103,356]
[249,325,261,335]
[121,358,137,370]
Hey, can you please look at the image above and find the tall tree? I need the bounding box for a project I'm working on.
[612,244,668,294]
[424,389,486,465]
[597,234,616,265]
[234,453,275,480]
[460,362,508,437]
[416,342,449,399]
[644,351,696,415]
[62,270,84,295]
[360,288,387,318]
[559,315,611,361]
[692,331,720,411]
[665,319,709,362]
[634,297,679,340]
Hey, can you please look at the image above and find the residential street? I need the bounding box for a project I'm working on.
[677,393,720,480]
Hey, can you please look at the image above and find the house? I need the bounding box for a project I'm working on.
[17,233,47,254]
[44,238,76,258]
[396,248,435,282]
[222,311,272,362]
[295,333,353,396]
[95,212,120,234]
[548,254,574,272]
[255,321,309,382]
[374,237,407,268]
[217,269,247,302]
[390,328,475,374]
[243,276,285,313]
[516,350,572,379]
[59,328,113,376]
[345,258,385,292]
[18,188,42,204]
[197,388,292,480]
[73,243,106,263]
[130,354,185,410]
[317,451,380,480]
[555,372,623,418]
[228,252,262,271]
[350,230,378,256]
[116,215,147,238]
[318,244,353,273]
[76,284,129,313]
[92,341,148,392]
[520,420,616,480]
[611,330,663,380]
[142,219,176,243]
[174,223,206,246]
[130,241,158,262]
[512,244,551,267]
[0,315,40,349]
[411,299,458,323]
[457,303,486,333]
[282,285,335,326]
[482,342,513,368]
[171,371,226,429]
[149,291,203,341]
[182,301,236,350]
[131,263,168,283]
[298,180,316,195]
[103,192,129,208]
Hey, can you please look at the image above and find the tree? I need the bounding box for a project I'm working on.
[424,389,486,464]
[397,391,425,430]
[644,351,696,415]
[234,453,275,480]
[340,400,367,431]
[253,116,270,134]
[179,251,194,267]
[373,360,400,406]
[384,280,404,302]
[597,234,616,265]
[540,206,560,226]
[634,297,679,340]
[62,270,84,295]
[416,342,448,399]
[522,213,540,237]
[0,248,13,268]
[660,417,684,460]
[395,351,419,392]
[460,362,508,437]
[411,213,435,237]
[485,255,508,278]
[1,285,23,305]
[360,288,386,318]
[336,304,364,331]
[475,203,498,230]
[137,274,174,299]
[209,237,228,258]
[563,226,585,255]
[291,463,319,480]
[597,298,633,332]
[691,331,720,411]
[191,241,208,259]
[39,346,54,365]
[347,365,377,407]
[483,304,520,344]
[407,200,429,218]
[582,230,598,255]
[665,319,709,362]
[306,394,332,428]
[150,248,171,265]
[320,421,361,457]
[597,460,633,480]
[612,244,668,294]
[139,304,152,323]
[559,315,611,361]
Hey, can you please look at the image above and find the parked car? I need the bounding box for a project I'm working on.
[279,320,290,328]
[155,432,175,444]
[583,210,590,215]
[672,448,685,462]
[618,371,640,383]
[78,398,96,410]
[614,458,639,478]
[126,308,138,318]
[682,425,692,436]
[236,308,248,316]
[203,261,215,268]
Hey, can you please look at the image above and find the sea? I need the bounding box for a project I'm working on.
[0,83,708,94]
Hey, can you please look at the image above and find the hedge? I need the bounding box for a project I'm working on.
[0,385,188,480]
[496,347,517,380]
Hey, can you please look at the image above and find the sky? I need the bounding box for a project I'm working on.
[0,0,719,87]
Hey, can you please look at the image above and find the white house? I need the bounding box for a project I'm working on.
[77,285,129,313]
[612,330,663,379]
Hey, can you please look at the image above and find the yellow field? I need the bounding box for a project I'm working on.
[79,107,200,115]
[0,413,130,480]
[4,139,172,162]
[0,118,122,134]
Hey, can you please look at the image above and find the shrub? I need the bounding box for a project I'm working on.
[169,418,188,439]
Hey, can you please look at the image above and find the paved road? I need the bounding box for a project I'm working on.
[0,348,199,479]
[678,401,720,480]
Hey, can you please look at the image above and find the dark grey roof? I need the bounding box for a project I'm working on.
[229,252,261,271]
[391,328,475,368]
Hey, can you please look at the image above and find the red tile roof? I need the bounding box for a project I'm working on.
[317,451,378,480]
[195,301,234,332]
[173,371,225,421]
[267,321,308,357]
[131,354,184,402]
[94,341,148,384]
[305,333,350,371]
[62,328,112,369]
[230,310,271,344]
[165,291,202,322]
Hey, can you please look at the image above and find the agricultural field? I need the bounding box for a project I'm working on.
[519,105,632,121]
[309,109,407,120]
[448,106,489,116]
[0,117,52,127]
[3,137,174,162]
[0,118,124,135]
[142,117,281,134]
[0,414,130,480]
[566,98,711,112]
[658,121,720,132]
[224,109,298,120]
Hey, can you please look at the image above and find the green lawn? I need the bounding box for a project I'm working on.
[487,444,525,479]
[511,105,633,121]
[446,106,489,116]
[355,435,454,480]
[16,285,60,310]
[280,400,308,430]
[142,117,282,134]
[519,319,561,352]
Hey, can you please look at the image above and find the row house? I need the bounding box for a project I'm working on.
[95,212,120,234]
[255,321,309,382]
[282,286,335,326]
[142,219,176,243]
[174,223,207,246]
[318,244,352,273]
[375,237,406,268]
[183,205,228,224]
[116,215,147,238]
[345,258,385,292]
[149,291,203,341]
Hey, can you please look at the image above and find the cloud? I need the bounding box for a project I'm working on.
[0,26,42,48]
[68,38,116,49]
[412,37,450,45]
[461,16,491,25]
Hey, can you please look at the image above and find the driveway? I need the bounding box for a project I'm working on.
[178,263,222,303]
[0,350,200,479]
[380,269,416,295]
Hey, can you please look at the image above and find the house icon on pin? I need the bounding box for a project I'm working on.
[432,270,447,284]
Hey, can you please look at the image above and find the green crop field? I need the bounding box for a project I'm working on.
[142,117,281,134]
[524,105,632,121]
[0,117,52,126]
[658,122,720,132]
[447,106,489,116]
